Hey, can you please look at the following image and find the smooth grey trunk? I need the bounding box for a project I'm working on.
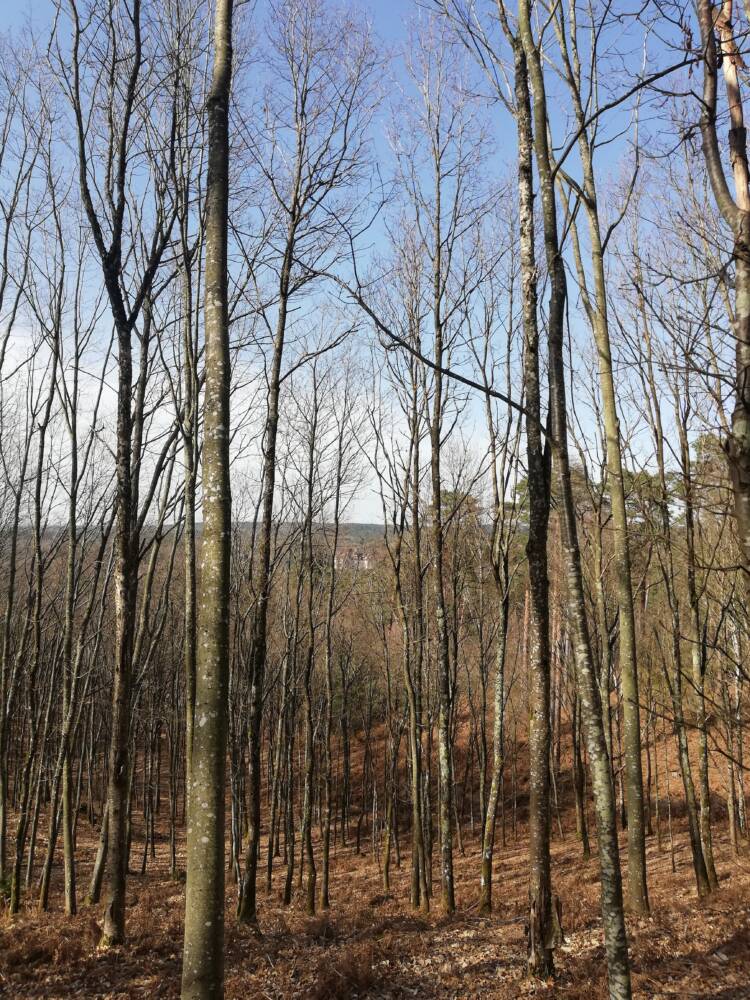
[181,0,233,994]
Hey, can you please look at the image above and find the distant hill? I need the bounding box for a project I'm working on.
[226,521,384,544]
[336,522,384,544]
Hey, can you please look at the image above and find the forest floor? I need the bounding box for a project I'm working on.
[2,816,750,999]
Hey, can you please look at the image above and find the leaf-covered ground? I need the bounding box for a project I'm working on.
[2,819,749,998]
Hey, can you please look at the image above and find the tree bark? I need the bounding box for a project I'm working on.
[181,0,233,994]
[517,4,632,992]
[697,0,750,567]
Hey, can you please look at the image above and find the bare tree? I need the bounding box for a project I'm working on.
[551,0,649,914]
[56,0,180,945]
[182,0,234,994]
[516,0,632,990]
[236,0,376,927]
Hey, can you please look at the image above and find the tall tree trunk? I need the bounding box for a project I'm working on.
[301,401,318,918]
[679,417,719,889]
[516,6,632,992]
[237,230,294,933]
[555,7,648,910]
[183,260,198,795]
[429,174,456,918]
[509,28,554,979]
[181,0,233,994]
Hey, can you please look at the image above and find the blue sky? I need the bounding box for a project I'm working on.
[7,0,51,31]
[6,0,409,37]
[3,0,702,522]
